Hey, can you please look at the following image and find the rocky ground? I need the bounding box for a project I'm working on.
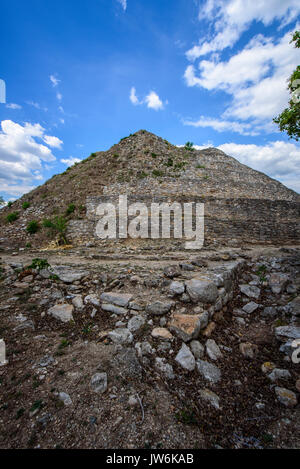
[0,244,299,449]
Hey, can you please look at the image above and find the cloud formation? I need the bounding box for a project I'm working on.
[0,120,60,196]
[184,28,299,134]
[129,87,165,111]
[186,0,300,60]
[117,0,127,11]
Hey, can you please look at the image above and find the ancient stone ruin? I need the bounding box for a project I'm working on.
[0,131,299,449]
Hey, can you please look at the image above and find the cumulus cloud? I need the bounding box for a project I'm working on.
[145,91,164,111]
[43,135,63,149]
[0,120,59,196]
[129,87,165,111]
[186,0,300,60]
[217,141,300,193]
[61,157,81,166]
[184,30,299,134]
[6,103,22,110]
[117,0,127,11]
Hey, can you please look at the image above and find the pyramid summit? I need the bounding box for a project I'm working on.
[0,130,299,249]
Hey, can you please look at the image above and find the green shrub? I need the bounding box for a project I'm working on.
[43,216,68,244]
[42,219,54,228]
[184,141,194,151]
[26,221,39,234]
[6,212,19,223]
[7,201,13,208]
[151,153,157,158]
[152,169,164,177]
[66,203,75,215]
[22,202,30,210]
[29,258,49,271]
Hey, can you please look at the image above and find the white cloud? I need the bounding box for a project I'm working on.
[129,87,165,111]
[56,92,62,101]
[43,135,63,149]
[187,0,300,59]
[184,30,299,134]
[0,120,58,196]
[6,103,22,110]
[183,116,258,136]
[129,87,140,105]
[117,0,127,11]
[50,75,60,87]
[145,91,164,111]
[217,141,300,193]
[61,157,81,166]
[0,181,36,197]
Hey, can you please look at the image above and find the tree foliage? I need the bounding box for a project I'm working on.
[273,31,300,141]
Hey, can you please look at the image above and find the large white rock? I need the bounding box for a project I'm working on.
[185,278,218,304]
[175,343,196,371]
[196,360,221,384]
[108,328,133,345]
[48,304,74,323]
[100,292,133,307]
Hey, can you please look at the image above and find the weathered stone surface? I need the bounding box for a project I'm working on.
[58,392,72,406]
[72,295,84,309]
[240,284,261,300]
[108,328,133,345]
[84,294,100,307]
[151,327,173,340]
[275,387,297,407]
[51,266,88,283]
[0,339,8,366]
[199,389,220,410]
[268,368,291,382]
[196,360,221,384]
[135,341,155,357]
[206,339,222,361]
[169,314,201,342]
[261,306,277,317]
[288,295,300,316]
[185,278,218,304]
[146,300,174,316]
[190,340,204,359]
[163,265,181,278]
[155,357,175,379]
[100,292,133,307]
[269,273,289,294]
[202,322,216,337]
[275,326,300,341]
[239,342,258,359]
[90,372,107,394]
[199,311,209,330]
[48,304,74,323]
[14,320,35,332]
[101,304,127,315]
[127,315,145,332]
[169,281,185,296]
[242,302,259,314]
[175,343,195,371]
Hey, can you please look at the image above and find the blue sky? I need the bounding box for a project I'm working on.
[0,0,300,200]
